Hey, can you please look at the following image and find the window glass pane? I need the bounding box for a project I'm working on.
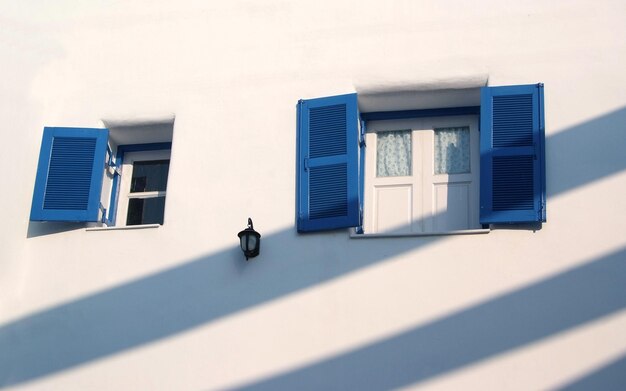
[130,160,170,192]
[434,127,470,174]
[376,130,412,177]
[126,197,166,225]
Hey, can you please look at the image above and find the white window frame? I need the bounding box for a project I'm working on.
[116,149,171,227]
[363,115,480,235]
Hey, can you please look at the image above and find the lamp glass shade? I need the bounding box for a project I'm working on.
[246,235,257,251]
[238,219,261,260]
[240,233,258,252]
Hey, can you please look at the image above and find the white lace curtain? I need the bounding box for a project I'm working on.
[376,127,470,177]
[377,130,412,177]
[434,127,470,174]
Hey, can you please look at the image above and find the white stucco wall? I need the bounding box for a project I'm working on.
[1,1,625,389]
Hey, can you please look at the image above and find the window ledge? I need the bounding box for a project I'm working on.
[86,224,161,232]
[350,228,490,239]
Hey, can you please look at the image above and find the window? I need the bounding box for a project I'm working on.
[363,116,480,234]
[296,84,546,233]
[30,122,173,227]
[114,148,171,226]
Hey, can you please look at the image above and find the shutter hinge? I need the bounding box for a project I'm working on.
[105,145,114,167]
[304,157,309,171]
[105,145,121,176]
[99,203,111,225]
[359,119,367,147]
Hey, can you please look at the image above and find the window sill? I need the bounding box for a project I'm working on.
[86,224,161,232]
[350,228,490,239]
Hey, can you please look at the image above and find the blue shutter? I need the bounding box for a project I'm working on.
[297,93,360,232]
[480,84,546,224]
[30,127,109,222]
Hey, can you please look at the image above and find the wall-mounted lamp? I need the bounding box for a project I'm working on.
[238,218,261,260]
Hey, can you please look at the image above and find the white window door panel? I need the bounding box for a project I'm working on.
[432,182,471,232]
[373,184,413,233]
[364,116,479,234]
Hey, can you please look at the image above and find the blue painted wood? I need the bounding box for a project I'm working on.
[30,127,109,222]
[480,84,546,224]
[538,86,546,222]
[357,119,366,234]
[297,93,360,232]
[360,106,480,121]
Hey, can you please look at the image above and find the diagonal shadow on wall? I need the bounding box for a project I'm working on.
[557,353,626,391]
[2,107,626,387]
[547,106,626,196]
[229,246,626,390]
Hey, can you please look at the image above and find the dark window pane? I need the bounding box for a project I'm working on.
[126,197,166,225]
[130,160,170,192]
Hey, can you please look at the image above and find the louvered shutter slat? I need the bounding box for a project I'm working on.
[30,127,109,222]
[480,84,546,224]
[297,94,360,232]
